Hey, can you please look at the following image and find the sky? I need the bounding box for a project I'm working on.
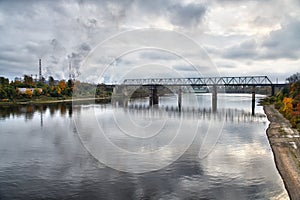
[0,0,299,83]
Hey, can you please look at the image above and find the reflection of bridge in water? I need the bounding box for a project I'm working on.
[118,104,268,124]
[115,76,288,115]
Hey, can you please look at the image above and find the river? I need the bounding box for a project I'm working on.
[0,94,289,199]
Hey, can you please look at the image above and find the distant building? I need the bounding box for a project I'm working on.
[18,88,42,94]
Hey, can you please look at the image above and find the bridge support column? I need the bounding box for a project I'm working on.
[178,87,182,111]
[113,86,117,95]
[271,85,275,96]
[252,86,256,116]
[149,86,159,106]
[212,85,217,112]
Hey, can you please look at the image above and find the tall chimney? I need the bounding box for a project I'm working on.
[69,61,71,80]
[39,59,42,81]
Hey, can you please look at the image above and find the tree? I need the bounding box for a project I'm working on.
[36,81,46,88]
[66,79,74,96]
[0,77,9,86]
[12,80,23,87]
[96,84,106,96]
[0,87,7,100]
[49,86,62,97]
[0,85,17,101]
[295,103,300,114]
[281,97,293,118]
[48,76,54,86]
[33,88,41,97]
[290,81,300,99]
[24,89,33,98]
[58,80,67,91]
[286,73,300,83]
[67,79,73,89]
[24,75,34,87]
[41,84,50,96]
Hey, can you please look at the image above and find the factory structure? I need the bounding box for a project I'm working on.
[14,59,75,94]
[14,59,74,84]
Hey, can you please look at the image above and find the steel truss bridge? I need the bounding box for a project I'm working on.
[117,76,288,115]
[123,76,281,87]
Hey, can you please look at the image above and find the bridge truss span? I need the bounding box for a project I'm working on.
[123,76,273,86]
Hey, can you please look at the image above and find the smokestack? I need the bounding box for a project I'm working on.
[39,59,42,81]
[69,60,71,80]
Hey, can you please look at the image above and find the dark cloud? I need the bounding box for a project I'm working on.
[168,3,206,28]
[219,19,300,61]
[223,39,258,59]
[133,0,207,28]
[261,19,300,59]
[0,46,36,69]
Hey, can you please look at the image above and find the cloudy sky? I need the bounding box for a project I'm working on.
[0,0,299,83]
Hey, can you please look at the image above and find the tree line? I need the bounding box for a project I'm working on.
[0,75,112,102]
[263,73,300,130]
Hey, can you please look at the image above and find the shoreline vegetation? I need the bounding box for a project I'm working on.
[0,75,113,106]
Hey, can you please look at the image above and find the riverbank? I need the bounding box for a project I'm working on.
[0,97,111,106]
[264,105,300,200]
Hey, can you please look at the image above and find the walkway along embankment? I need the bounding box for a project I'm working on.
[264,105,300,200]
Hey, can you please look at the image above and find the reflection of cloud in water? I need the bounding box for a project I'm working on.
[204,143,268,176]
[202,141,288,199]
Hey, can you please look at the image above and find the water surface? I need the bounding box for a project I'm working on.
[0,94,288,199]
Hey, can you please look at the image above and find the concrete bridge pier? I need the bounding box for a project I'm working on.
[111,86,130,108]
[271,85,275,96]
[149,86,159,106]
[212,85,217,112]
[252,86,256,116]
[178,87,182,111]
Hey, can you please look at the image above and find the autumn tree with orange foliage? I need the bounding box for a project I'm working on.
[58,80,67,90]
[280,97,293,118]
[58,80,68,95]
[24,89,33,98]
[276,74,300,129]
